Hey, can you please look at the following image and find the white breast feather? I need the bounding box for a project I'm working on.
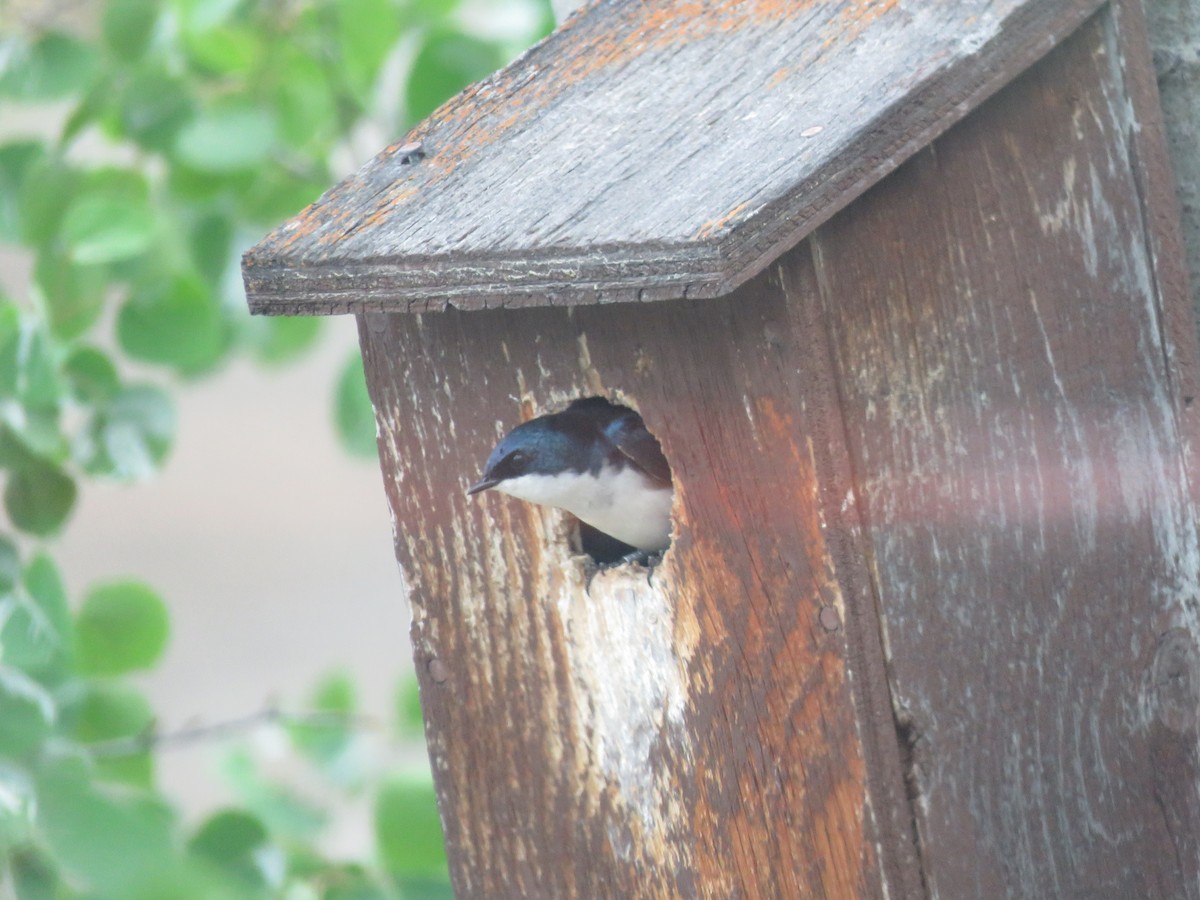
[496,464,672,551]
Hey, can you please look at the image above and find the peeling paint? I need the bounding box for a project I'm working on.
[559,564,693,842]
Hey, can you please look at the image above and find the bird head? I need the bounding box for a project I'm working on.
[466,419,575,500]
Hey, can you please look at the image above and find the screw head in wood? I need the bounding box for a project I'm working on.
[819,605,841,631]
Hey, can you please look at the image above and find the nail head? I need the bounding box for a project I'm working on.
[398,142,426,165]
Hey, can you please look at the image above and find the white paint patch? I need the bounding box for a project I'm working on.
[557,567,690,845]
[495,465,673,552]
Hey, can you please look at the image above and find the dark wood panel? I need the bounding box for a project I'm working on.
[244,0,1105,315]
[814,8,1200,896]
[357,256,915,894]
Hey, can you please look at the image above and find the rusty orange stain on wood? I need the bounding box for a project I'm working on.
[363,0,819,204]
[837,0,902,41]
[668,385,870,894]
[695,201,751,241]
[766,66,791,90]
[679,526,869,894]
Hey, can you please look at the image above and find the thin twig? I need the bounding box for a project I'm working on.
[86,707,381,758]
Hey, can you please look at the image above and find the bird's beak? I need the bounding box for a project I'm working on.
[466,477,499,496]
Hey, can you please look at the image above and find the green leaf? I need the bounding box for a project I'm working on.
[321,864,393,900]
[0,534,17,593]
[117,275,226,373]
[187,809,268,892]
[0,666,55,758]
[117,67,194,152]
[1,406,65,462]
[1,552,73,681]
[0,312,66,458]
[236,163,328,224]
[35,756,176,896]
[24,553,69,636]
[0,302,17,397]
[179,0,244,33]
[61,73,116,148]
[62,345,120,405]
[289,671,355,770]
[33,248,108,340]
[339,0,402,103]
[77,384,176,481]
[8,846,60,899]
[221,748,326,840]
[16,156,77,248]
[61,190,156,264]
[166,158,250,202]
[375,776,448,882]
[408,0,458,21]
[406,30,505,122]
[395,876,455,900]
[104,0,159,60]
[185,24,262,76]
[394,676,425,738]
[334,351,377,459]
[0,141,44,242]
[1,591,68,681]
[6,316,61,409]
[0,33,99,102]
[75,579,169,676]
[5,457,76,537]
[173,100,277,173]
[0,767,37,855]
[248,316,322,366]
[189,211,233,287]
[67,682,155,787]
[275,50,337,148]
[70,682,154,743]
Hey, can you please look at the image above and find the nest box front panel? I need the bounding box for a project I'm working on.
[357,264,907,897]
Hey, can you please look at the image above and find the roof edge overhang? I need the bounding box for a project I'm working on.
[243,0,1106,317]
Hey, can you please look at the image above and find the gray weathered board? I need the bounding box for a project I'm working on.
[243,0,1106,314]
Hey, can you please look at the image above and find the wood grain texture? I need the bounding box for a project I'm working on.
[813,6,1200,896]
[1145,0,1200,321]
[243,0,1105,316]
[357,265,915,896]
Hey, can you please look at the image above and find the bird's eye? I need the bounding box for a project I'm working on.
[509,450,528,467]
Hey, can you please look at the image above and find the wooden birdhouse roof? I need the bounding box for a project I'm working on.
[242,0,1104,315]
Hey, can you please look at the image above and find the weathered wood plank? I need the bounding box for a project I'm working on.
[1146,0,1200,324]
[357,261,918,895]
[245,0,1105,316]
[814,6,1200,895]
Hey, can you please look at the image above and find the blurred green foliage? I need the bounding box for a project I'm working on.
[0,0,552,895]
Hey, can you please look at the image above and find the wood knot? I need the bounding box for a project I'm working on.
[1152,628,1199,733]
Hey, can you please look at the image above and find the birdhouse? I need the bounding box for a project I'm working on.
[242,0,1200,894]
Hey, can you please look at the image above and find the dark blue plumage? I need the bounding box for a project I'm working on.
[468,398,673,553]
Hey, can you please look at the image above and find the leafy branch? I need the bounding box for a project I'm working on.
[0,0,552,896]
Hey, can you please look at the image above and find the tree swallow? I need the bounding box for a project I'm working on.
[467,397,674,558]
